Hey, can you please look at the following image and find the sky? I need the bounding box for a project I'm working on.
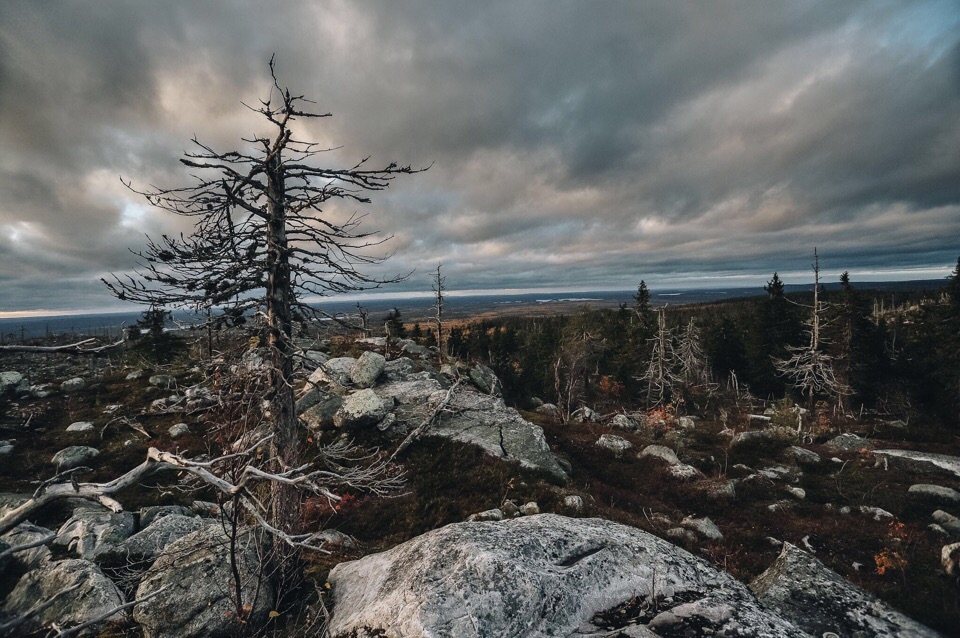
[0,1,958,316]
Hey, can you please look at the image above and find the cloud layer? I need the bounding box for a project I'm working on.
[1,1,958,313]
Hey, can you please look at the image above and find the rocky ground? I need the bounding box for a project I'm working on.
[1,337,959,637]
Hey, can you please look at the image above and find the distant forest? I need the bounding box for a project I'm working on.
[406,260,960,431]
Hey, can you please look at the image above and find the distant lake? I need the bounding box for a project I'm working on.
[0,279,944,341]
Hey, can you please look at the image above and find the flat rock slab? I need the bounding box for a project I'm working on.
[328,514,807,638]
[750,542,941,637]
[876,449,960,479]
[429,390,567,483]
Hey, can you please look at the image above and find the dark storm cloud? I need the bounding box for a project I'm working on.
[0,1,958,313]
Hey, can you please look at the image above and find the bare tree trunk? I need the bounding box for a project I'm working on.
[265,155,302,586]
[433,263,445,357]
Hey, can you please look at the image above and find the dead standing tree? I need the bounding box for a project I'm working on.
[640,307,681,407]
[774,248,848,410]
[432,262,446,357]
[103,58,421,580]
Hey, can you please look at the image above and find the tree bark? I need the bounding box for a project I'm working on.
[264,153,302,581]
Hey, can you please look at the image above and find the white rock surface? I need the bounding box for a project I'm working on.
[328,515,806,638]
[751,542,941,637]
[877,449,960,479]
[596,434,633,456]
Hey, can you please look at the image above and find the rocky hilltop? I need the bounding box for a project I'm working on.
[0,336,958,636]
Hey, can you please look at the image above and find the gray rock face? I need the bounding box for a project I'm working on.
[51,445,100,469]
[300,393,344,429]
[334,388,389,428]
[469,363,502,395]
[2,522,53,569]
[876,449,960,479]
[55,508,135,560]
[751,542,941,637]
[328,515,806,638]
[350,351,386,388]
[824,433,874,452]
[60,376,87,392]
[98,514,210,567]
[427,390,566,482]
[140,504,194,528]
[307,356,357,388]
[639,445,680,466]
[0,370,25,395]
[908,483,960,505]
[2,558,127,635]
[134,525,273,638]
[596,434,633,456]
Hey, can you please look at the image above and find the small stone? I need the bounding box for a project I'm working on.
[52,446,100,469]
[563,495,584,512]
[680,516,723,541]
[66,421,95,433]
[858,505,894,521]
[784,486,806,500]
[467,508,504,522]
[610,414,636,430]
[942,542,960,577]
[639,444,680,466]
[824,433,874,453]
[667,464,703,481]
[677,416,696,430]
[596,434,633,456]
[168,423,190,439]
[501,500,520,517]
[317,529,356,549]
[520,502,540,515]
[783,445,821,466]
[535,403,560,418]
[932,510,960,537]
[148,374,176,389]
[0,441,13,455]
[60,377,86,392]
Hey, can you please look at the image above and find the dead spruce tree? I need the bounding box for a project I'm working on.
[641,307,681,407]
[103,59,420,582]
[774,248,848,410]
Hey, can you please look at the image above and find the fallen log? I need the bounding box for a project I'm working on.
[0,338,124,355]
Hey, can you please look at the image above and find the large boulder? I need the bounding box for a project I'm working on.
[427,390,566,482]
[350,351,386,388]
[327,514,806,638]
[468,364,502,395]
[1,522,54,569]
[908,484,960,505]
[300,393,344,430]
[0,371,27,395]
[97,514,210,568]
[307,357,357,389]
[2,558,127,635]
[334,389,389,428]
[51,445,100,469]
[750,542,941,637]
[55,507,135,560]
[876,449,960,479]
[134,525,274,638]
